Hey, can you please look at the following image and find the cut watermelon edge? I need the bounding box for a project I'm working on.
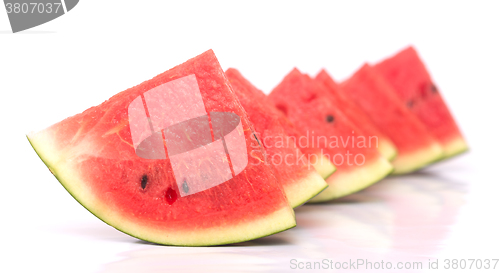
[442,136,469,158]
[284,171,328,208]
[308,156,394,202]
[378,138,398,162]
[27,134,297,246]
[406,136,469,171]
[418,136,469,168]
[391,142,444,175]
[310,154,337,179]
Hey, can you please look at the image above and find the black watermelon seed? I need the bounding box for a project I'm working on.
[431,84,438,93]
[407,100,414,108]
[140,175,148,189]
[253,133,261,146]
[182,180,189,193]
[326,115,334,123]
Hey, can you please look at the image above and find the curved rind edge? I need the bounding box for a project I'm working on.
[285,171,328,208]
[26,135,297,246]
[391,142,444,175]
[308,157,394,202]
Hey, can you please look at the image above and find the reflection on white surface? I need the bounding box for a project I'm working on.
[95,173,466,273]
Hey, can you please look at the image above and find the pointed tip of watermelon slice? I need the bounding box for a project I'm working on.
[310,154,337,179]
[422,136,469,167]
[379,138,398,162]
[442,136,469,158]
[28,132,298,246]
[308,156,394,202]
[285,171,328,208]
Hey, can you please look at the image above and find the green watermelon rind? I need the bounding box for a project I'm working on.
[285,171,329,208]
[323,169,336,179]
[311,154,337,179]
[401,137,468,174]
[442,136,469,159]
[390,142,444,175]
[378,139,398,162]
[26,135,142,238]
[309,157,394,202]
[27,135,297,246]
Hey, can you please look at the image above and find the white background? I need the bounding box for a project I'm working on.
[1,1,499,272]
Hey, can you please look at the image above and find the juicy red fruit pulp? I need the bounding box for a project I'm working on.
[40,50,290,232]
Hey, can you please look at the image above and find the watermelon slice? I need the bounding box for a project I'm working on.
[314,70,398,161]
[27,50,296,246]
[374,47,468,158]
[268,69,393,201]
[341,64,443,174]
[225,68,328,207]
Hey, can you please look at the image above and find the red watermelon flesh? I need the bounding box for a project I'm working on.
[27,50,296,246]
[341,64,443,174]
[225,68,328,207]
[268,68,393,201]
[374,47,468,158]
[314,69,398,161]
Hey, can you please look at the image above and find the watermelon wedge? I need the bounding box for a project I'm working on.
[225,68,328,207]
[27,50,296,246]
[374,47,468,158]
[341,64,443,174]
[314,70,398,161]
[268,69,394,201]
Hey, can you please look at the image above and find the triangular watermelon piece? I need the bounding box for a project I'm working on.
[27,50,296,246]
[269,69,393,201]
[226,68,328,207]
[341,64,443,174]
[374,47,468,158]
[314,69,398,161]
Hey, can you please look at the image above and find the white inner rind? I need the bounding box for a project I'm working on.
[391,142,443,174]
[309,156,394,202]
[378,138,398,162]
[311,155,337,179]
[442,136,468,158]
[283,171,328,208]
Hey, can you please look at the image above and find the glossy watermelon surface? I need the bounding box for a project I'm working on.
[226,68,328,207]
[27,50,296,246]
[314,69,398,161]
[268,69,393,201]
[341,64,443,174]
[374,47,468,158]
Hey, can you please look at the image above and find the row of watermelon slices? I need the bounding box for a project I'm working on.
[28,47,467,246]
